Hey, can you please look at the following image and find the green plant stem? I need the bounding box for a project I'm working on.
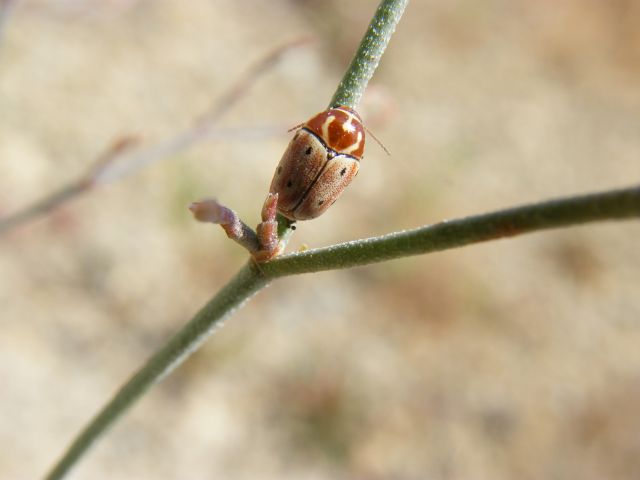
[45,264,269,480]
[330,0,410,109]
[46,184,640,479]
[263,185,640,276]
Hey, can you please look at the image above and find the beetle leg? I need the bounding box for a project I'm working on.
[254,193,281,262]
[189,198,261,254]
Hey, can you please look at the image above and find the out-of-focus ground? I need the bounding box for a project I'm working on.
[1,0,639,478]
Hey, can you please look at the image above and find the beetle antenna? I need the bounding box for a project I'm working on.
[287,123,304,133]
[365,126,390,156]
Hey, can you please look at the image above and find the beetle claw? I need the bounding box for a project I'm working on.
[255,193,281,262]
[261,192,279,221]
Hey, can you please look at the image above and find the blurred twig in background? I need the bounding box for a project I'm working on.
[0,136,139,236]
[0,0,16,48]
[0,37,310,236]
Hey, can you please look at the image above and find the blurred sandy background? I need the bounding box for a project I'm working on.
[1,0,640,478]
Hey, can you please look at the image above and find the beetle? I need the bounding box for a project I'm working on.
[189,105,370,262]
[269,105,365,221]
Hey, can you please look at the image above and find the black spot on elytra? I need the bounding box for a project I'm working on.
[318,200,324,206]
[277,166,282,175]
[291,225,297,230]
[305,146,312,155]
[286,180,293,188]
[340,167,347,176]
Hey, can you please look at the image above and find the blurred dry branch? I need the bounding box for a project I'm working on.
[0,136,139,235]
[0,37,311,236]
[0,0,16,47]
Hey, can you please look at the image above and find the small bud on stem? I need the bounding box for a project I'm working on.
[189,199,261,254]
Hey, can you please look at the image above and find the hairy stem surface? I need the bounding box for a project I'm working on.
[330,0,410,109]
[264,185,640,276]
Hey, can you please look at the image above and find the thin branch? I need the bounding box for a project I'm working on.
[197,37,312,125]
[90,124,285,185]
[45,184,640,480]
[0,136,139,236]
[262,185,640,276]
[329,0,409,109]
[0,38,308,235]
[0,182,86,236]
